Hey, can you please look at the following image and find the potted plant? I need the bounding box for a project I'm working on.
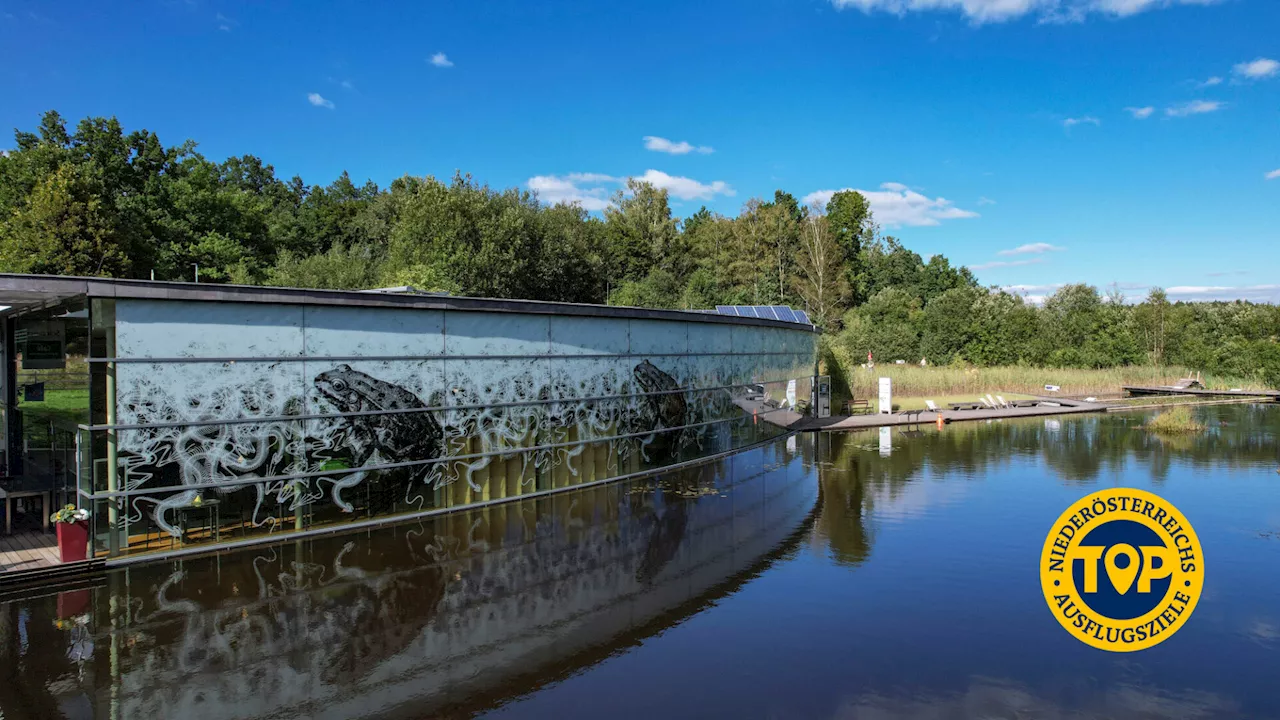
[50,504,91,563]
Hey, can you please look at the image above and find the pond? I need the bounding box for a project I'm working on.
[2,404,1277,719]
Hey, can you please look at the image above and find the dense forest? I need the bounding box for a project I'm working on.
[1,111,1278,385]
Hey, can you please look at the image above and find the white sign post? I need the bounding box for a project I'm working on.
[878,377,892,415]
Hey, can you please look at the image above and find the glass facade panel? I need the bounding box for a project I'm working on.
[78,298,816,558]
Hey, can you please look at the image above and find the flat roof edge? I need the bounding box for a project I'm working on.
[0,274,817,332]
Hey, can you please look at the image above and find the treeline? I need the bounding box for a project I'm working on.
[1,112,1277,384]
[834,284,1280,385]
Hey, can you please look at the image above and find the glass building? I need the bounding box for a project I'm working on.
[0,275,817,562]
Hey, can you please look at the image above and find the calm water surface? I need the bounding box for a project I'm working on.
[2,404,1278,719]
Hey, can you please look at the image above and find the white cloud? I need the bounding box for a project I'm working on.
[307,93,334,109]
[801,182,979,227]
[429,52,454,68]
[1205,270,1248,277]
[829,0,1224,24]
[527,174,615,211]
[971,258,1047,270]
[216,12,233,31]
[643,136,714,155]
[527,170,732,208]
[977,196,997,205]
[1233,57,1279,80]
[1197,76,1223,88]
[1266,169,1280,181]
[1165,99,1223,117]
[340,80,355,90]
[1166,285,1280,302]
[1063,116,1101,128]
[1001,283,1065,305]
[997,242,1064,256]
[1125,106,1155,119]
[635,169,734,200]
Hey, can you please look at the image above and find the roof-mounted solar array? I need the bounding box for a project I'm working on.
[710,305,815,327]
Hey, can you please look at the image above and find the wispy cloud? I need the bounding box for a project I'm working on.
[1165,100,1223,117]
[971,258,1047,270]
[307,93,334,109]
[802,182,978,228]
[643,136,714,155]
[1205,270,1248,277]
[1266,169,1280,181]
[977,196,997,205]
[1196,76,1223,88]
[429,52,453,68]
[527,170,733,210]
[997,243,1064,256]
[215,12,233,31]
[1233,57,1279,80]
[1063,116,1100,129]
[828,0,1225,24]
[1125,106,1155,119]
[1166,285,1280,302]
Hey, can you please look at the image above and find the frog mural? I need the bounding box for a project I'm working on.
[111,331,778,540]
[313,365,444,512]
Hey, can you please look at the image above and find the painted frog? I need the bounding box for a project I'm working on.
[633,360,687,430]
[314,364,443,466]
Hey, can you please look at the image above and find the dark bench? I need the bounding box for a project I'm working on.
[898,408,924,422]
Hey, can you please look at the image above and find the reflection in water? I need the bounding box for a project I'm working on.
[4,404,1280,719]
[0,436,818,720]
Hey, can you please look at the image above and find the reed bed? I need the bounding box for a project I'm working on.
[825,362,1260,402]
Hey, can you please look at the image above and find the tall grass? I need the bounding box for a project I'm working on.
[1144,406,1206,434]
[821,358,1260,402]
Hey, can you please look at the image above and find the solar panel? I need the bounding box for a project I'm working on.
[715,305,736,316]
[754,306,779,320]
[736,306,759,318]
[771,306,797,323]
[794,310,812,325]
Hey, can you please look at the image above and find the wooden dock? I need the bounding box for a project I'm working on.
[738,396,1107,433]
[0,531,59,573]
[1123,385,1280,400]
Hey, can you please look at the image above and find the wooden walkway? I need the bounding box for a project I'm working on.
[0,531,59,573]
[1123,385,1280,400]
[738,396,1106,433]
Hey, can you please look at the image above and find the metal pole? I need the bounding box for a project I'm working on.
[104,303,119,556]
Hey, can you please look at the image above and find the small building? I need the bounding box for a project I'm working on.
[0,275,817,562]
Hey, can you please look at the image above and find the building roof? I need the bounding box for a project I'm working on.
[0,274,816,331]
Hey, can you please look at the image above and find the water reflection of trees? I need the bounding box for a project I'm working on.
[810,404,1279,567]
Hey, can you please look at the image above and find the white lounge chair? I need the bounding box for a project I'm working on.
[980,397,995,408]
[996,395,1009,408]
[985,394,1000,408]
[925,400,940,412]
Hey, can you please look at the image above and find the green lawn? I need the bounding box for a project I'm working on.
[17,388,90,435]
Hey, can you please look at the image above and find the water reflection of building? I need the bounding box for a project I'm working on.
[5,436,818,719]
[0,276,816,559]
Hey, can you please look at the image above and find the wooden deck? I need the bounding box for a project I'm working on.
[0,531,59,573]
[738,396,1107,432]
[1123,385,1280,400]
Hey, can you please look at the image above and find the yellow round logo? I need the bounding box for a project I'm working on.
[1040,488,1203,652]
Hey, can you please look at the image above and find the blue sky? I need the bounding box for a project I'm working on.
[2,0,1277,302]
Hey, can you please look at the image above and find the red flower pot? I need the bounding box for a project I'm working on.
[56,520,89,563]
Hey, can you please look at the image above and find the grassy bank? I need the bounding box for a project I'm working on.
[822,361,1261,404]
